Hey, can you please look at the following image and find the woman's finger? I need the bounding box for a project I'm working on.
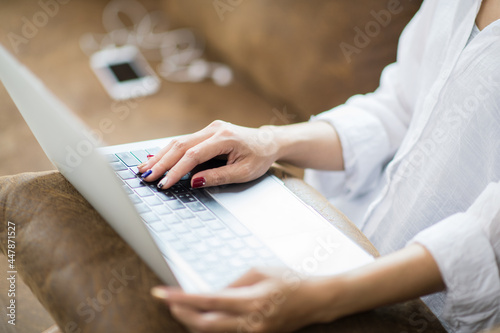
[139,132,213,182]
[137,123,220,175]
[151,287,255,314]
[156,135,233,188]
[170,304,243,333]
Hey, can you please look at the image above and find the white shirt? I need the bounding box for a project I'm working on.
[304,1,500,332]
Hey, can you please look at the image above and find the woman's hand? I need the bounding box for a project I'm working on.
[137,119,345,189]
[137,120,281,189]
[151,267,335,333]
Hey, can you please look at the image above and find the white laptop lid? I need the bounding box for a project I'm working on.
[0,44,180,288]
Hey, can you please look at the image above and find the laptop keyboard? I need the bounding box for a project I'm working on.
[109,147,281,290]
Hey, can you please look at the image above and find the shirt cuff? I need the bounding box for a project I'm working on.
[309,104,391,198]
[410,212,500,332]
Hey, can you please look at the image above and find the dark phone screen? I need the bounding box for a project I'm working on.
[109,62,141,82]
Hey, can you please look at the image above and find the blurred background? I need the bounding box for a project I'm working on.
[0,0,280,178]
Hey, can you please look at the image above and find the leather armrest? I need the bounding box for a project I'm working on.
[0,171,186,333]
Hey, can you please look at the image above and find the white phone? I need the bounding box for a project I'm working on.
[90,45,160,100]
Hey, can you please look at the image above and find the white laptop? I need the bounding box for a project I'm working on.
[0,44,373,293]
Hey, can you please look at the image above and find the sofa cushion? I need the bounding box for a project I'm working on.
[162,0,422,119]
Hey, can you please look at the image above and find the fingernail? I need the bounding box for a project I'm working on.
[158,177,167,189]
[147,154,154,159]
[141,170,152,179]
[192,177,206,189]
[151,287,169,299]
[138,162,146,169]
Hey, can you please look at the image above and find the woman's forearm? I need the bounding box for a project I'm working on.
[266,121,345,171]
[313,244,446,323]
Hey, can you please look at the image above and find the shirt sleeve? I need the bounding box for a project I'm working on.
[410,181,500,332]
[305,5,427,199]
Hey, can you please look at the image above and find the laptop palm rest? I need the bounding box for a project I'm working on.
[207,175,374,276]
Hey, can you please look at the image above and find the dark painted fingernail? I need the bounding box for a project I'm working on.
[158,178,166,189]
[192,177,206,189]
[147,154,154,159]
[141,169,152,179]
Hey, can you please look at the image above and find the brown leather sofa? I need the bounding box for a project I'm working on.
[0,1,450,332]
[162,0,423,119]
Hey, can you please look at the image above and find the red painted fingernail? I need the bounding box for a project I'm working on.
[147,154,154,159]
[192,177,206,189]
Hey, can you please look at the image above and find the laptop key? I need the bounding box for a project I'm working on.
[163,214,181,224]
[157,191,176,201]
[166,200,185,210]
[152,205,172,215]
[141,212,159,223]
[157,230,177,242]
[134,203,151,214]
[143,195,162,206]
[192,242,209,253]
[180,251,199,262]
[169,240,188,251]
[182,232,199,243]
[170,184,187,194]
[126,178,146,188]
[110,162,128,171]
[204,253,219,263]
[206,238,223,248]
[116,152,140,167]
[105,154,120,163]
[186,202,206,212]
[123,186,134,195]
[149,222,169,232]
[197,211,216,221]
[135,187,153,197]
[117,169,136,180]
[131,150,149,163]
[176,209,194,220]
[191,261,208,272]
[128,195,142,204]
[185,219,204,229]
[192,227,212,239]
[170,223,189,234]
[177,193,196,203]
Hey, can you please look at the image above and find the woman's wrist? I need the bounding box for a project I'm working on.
[302,244,446,324]
[261,121,344,170]
[302,276,348,324]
